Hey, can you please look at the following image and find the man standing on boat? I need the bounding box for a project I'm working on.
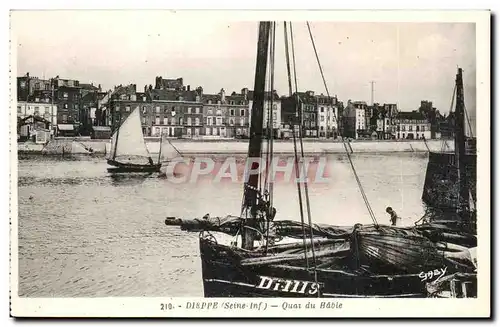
[386,207,401,226]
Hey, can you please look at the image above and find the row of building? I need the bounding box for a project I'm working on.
[16,72,451,141]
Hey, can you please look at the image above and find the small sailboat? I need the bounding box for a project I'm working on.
[107,107,161,173]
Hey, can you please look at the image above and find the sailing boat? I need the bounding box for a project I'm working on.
[422,68,477,232]
[107,106,161,173]
[165,22,477,298]
[417,68,478,298]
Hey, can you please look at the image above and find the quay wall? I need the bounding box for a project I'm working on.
[17,138,454,156]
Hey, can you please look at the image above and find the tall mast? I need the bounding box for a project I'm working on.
[112,99,121,160]
[454,67,469,220]
[241,21,271,249]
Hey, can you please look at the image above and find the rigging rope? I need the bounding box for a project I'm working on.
[442,84,457,153]
[284,22,310,269]
[306,22,379,226]
[290,23,319,282]
[264,22,276,254]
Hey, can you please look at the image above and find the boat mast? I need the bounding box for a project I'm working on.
[112,99,121,160]
[158,130,163,164]
[454,68,469,221]
[241,22,271,250]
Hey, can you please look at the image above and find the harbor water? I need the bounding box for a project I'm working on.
[17,152,430,297]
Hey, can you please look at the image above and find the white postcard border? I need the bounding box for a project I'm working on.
[9,9,491,318]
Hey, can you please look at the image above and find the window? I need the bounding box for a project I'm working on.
[409,125,413,131]
[208,100,212,104]
[195,107,200,114]
[143,106,147,114]
[155,127,160,135]
[156,106,160,113]
[206,127,211,135]
[229,119,234,126]
[187,117,192,126]
[416,126,420,132]
[187,107,192,114]
[163,117,168,125]
[34,107,39,115]
[240,118,245,126]
[216,117,222,125]
[421,126,426,132]
[155,117,160,125]
[74,104,79,110]
[216,109,222,116]
[320,116,325,122]
[320,107,324,113]
[64,103,68,109]
[208,109,213,115]
[240,109,245,116]
[63,92,68,99]
[17,106,21,113]
[171,117,176,125]
[230,109,235,116]
[62,114,67,123]
[212,117,216,125]
[402,133,405,138]
[179,118,183,125]
[142,117,146,124]
[195,117,200,125]
[401,125,406,131]
[207,117,212,126]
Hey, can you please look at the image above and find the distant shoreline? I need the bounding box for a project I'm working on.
[17,138,453,156]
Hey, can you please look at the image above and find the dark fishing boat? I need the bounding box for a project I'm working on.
[164,22,477,298]
[422,68,477,227]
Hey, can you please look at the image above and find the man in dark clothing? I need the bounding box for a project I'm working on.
[386,207,400,226]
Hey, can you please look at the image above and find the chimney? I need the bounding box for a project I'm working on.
[187,85,190,91]
[220,88,225,103]
[182,86,186,91]
[144,85,147,92]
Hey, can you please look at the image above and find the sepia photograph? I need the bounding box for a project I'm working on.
[9,9,491,318]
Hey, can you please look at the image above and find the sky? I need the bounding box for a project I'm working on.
[11,10,476,124]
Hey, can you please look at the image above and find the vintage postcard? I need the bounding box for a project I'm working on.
[9,9,491,318]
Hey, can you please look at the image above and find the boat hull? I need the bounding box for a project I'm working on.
[107,159,161,173]
[422,151,476,209]
[198,238,426,298]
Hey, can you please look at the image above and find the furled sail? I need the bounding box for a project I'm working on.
[109,107,151,165]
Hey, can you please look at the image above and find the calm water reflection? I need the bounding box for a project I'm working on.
[18,152,430,297]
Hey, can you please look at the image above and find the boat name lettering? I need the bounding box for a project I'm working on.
[419,267,447,282]
[256,275,320,295]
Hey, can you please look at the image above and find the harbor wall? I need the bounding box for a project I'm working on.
[17,138,454,156]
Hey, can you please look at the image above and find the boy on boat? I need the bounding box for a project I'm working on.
[386,207,401,226]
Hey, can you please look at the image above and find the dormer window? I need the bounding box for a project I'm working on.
[208,100,212,104]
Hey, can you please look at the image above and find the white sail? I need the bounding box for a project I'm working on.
[110,107,151,165]
[159,135,181,163]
